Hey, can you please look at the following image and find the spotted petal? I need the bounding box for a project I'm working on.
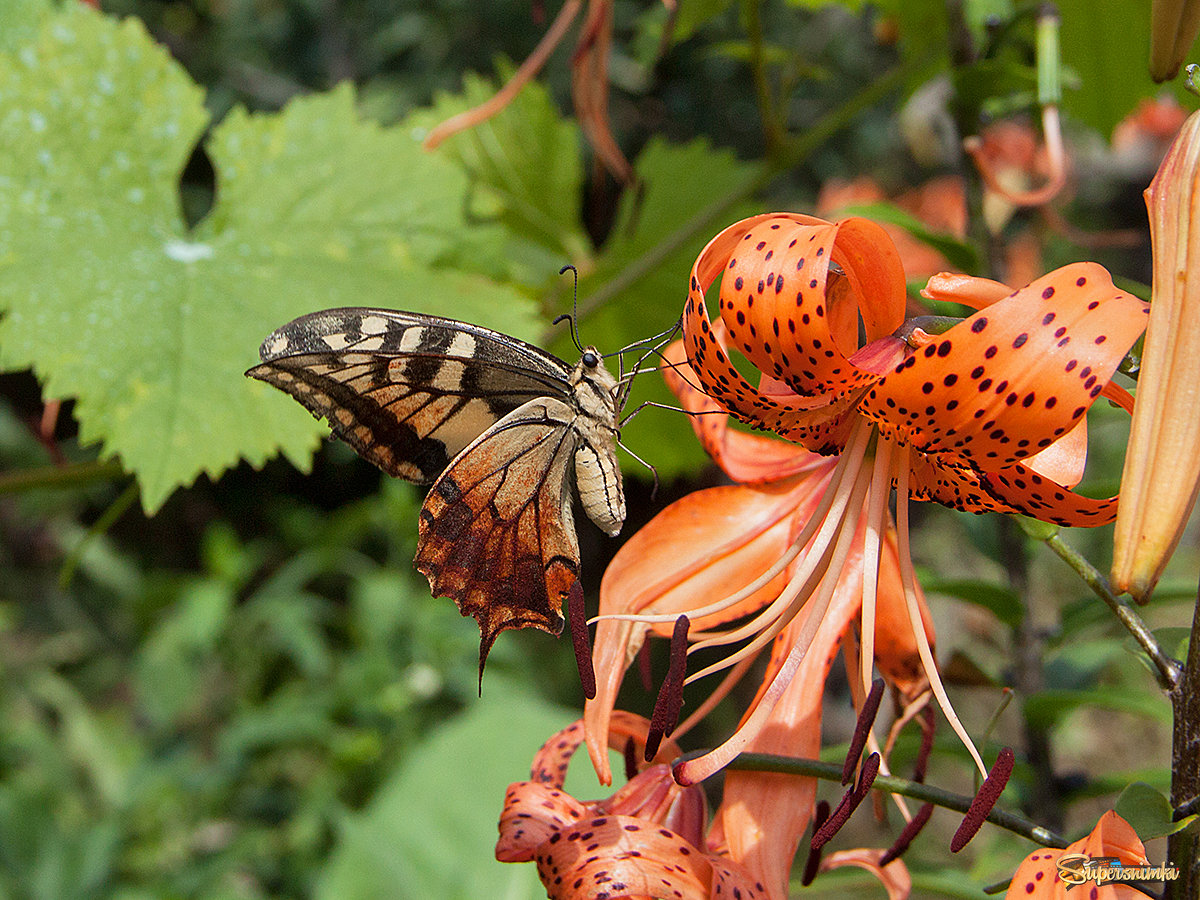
[861,263,1147,473]
[683,214,905,454]
[1003,810,1149,899]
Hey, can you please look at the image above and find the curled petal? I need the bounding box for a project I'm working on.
[820,848,913,900]
[1113,109,1200,600]
[497,780,590,862]
[922,272,1012,311]
[532,813,767,900]
[864,263,1148,473]
[683,214,905,452]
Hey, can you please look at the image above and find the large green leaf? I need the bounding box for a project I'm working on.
[0,7,540,512]
[0,0,53,53]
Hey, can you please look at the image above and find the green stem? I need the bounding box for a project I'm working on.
[728,752,1068,848]
[575,62,916,322]
[0,459,126,495]
[1040,530,1182,691]
[741,0,784,156]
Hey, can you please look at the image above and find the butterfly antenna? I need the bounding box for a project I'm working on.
[553,264,586,355]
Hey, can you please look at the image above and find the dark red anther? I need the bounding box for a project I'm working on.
[812,752,881,849]
[623,737,639,781]
[950,747,1015,852]
[567,581,597,700]
[879,802,934,865]
[912,705,935,784]
[801,800,831,885]
[645,615,689,761]
[637,639,653,692]
[843,677,885,784]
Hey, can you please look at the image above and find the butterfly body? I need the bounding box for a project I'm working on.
[247,308,625,667]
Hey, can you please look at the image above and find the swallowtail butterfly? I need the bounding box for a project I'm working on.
[247,309,626,671]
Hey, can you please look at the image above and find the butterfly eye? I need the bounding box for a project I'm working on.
[582,350,600,368]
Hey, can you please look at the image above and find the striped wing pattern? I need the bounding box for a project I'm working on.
[248,308,626,675]
[247,308,573,483]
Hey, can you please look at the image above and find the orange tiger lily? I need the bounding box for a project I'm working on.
[654,212,1147,784]
[1004,810,1151,899]
[584,340,933,899]
[496,711,769,899]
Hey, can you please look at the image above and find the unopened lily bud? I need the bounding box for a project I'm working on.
[1112,110,1200,601]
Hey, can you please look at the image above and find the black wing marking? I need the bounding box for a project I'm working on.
[247,309,572,483]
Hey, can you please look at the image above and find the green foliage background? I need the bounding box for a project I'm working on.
[0,0,1194,898]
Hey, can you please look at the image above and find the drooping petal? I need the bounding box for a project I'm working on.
[871,523,935,701]
[585,478,827,781]
[905,446,1120,527]
[1004,810,1150,899]
[863,263,1148,473]
[1113,109,1200,600]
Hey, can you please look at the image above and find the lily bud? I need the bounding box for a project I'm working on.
[1112,110,1200,601]
[1150,0,1200,81]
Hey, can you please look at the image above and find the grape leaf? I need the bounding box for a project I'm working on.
[0,6,540,512]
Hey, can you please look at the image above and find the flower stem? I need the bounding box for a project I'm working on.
[727,752,1067,848]
[1167,587,1200,898]
[1039,529,1182,690]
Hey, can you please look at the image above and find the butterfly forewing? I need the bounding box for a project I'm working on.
[247,308,574,483]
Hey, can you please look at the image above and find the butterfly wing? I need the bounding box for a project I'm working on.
[246,309,573,483]
[414,396,588,676]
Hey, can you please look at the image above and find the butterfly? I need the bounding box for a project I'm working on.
[246,308,627,675]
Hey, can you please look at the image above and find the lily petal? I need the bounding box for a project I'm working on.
[714,531,867,900]
[661,338,824,484]
[1004,810,1150,899]
[863,264,1148,474]
[585,477,826,781]
[1113,109,1200,600]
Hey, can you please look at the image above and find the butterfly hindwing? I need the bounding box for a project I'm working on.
[247,308,574,483]
[414,397,583,672]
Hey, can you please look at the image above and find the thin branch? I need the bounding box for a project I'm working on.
[0,459,126,495]
[727,752,1068,848]
[1039,530,1182,691]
